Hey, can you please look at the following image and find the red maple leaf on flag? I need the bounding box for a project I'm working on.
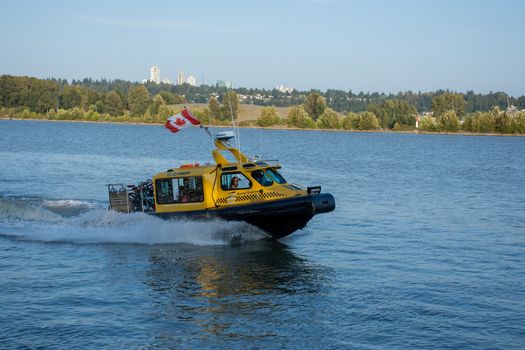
[175,117,186,126]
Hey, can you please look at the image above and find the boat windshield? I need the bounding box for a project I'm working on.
[251,170,273,187]
[266,168,286,184]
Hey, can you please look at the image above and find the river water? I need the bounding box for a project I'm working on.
[1,120,524,349]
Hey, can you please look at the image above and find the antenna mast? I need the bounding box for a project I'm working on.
[227,84,241,160]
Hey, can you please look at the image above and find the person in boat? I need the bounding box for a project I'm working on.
[230,176,239,189]
[179,178,191,202]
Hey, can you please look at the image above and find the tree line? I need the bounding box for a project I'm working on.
[1,75,524,134]
[2,75,525,115]
[71,77,525,113]
[0,75,188,123]
[254,92,525,134]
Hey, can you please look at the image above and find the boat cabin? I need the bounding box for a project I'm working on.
[152,138,305,214]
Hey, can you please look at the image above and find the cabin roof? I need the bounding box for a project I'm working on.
[154,164,217,178]
[153,160,281,179]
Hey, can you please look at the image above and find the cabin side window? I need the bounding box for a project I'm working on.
[155,177,204,204]
[266,168,287,184]
[251,170,274,187]
[221,173,251,190]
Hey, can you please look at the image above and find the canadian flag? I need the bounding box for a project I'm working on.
[165,108,201,133]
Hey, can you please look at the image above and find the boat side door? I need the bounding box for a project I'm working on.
[216,171,258,206]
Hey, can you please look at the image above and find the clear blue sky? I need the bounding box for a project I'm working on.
[1,0,524,95]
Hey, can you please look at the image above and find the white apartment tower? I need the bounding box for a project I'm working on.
[177,72,185,85]
[186,75,196,86]
[150,65,160,84]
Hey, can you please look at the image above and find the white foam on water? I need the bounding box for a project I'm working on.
[0,198,64,223]
[0,198,267,245]
[42,199,96,216]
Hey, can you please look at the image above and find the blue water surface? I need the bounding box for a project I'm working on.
[0,120,524,349]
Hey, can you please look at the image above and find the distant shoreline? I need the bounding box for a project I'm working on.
[1,116,524,137]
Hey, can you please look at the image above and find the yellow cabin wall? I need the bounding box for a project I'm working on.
[152,165,306,213]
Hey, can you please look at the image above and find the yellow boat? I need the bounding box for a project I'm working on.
[108,131,335,239]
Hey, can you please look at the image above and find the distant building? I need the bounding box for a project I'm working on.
[507,104,518,114]
[177,72,185,85]
[150,65,160,84]
[162,78,172,84]
[275,84,294,93]
[217,80,232,89]
[186,75,196,86]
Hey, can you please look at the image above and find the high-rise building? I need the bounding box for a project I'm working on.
[186,75,196,86]
[177,72,185,85]
[150,65,160,84]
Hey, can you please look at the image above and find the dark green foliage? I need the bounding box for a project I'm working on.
[2,75,525,134]
[208,96,221,120]
[220,91,239,120]
[316,108,341,129]
[256,106,280,127]
[104,91,124,116]
[127,85,149,117]
[432,93,466,118]
[437,110,461,132]
[0,76,59,113]
[287,105,315,128]
[159,91,186,105]
[342,112,380,130]
[61,86,82,109]
[304,92,327,121]
[149,95,166,116]
[367,99,417,128]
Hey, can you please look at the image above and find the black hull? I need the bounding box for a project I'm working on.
[152,193,335,239]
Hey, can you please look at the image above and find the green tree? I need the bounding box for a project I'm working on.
[128,85,150,117]
[61,85,82,109]
[514,111,525,134]
[492,106,513,133]
[303,92,326,121]
[299,115,316,128]
[208,96,221,119]
[420,116,439,131]
[357,111,380,130]
[157,104,173,121]
[287,105,315,128]
[437,110,461,132]
[367,99,417,128]
[316,108,341,129]
[32,80,59,113]
[150,94,166,116]
[220,91,239,120]
[432,93,466,118]
[94,100,105,113]
[342,112,358,130]
[257,106,280,127]
[79,86,101,109]
[105,91,124,116]
[342,111,379,130]
[159,91,176,105]
[287,105,305,127]
[172,93,187,104]
[465,111,495,133]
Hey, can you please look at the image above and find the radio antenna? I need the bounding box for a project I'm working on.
[227,83,241,161]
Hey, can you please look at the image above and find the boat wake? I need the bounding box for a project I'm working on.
[0,197,267,245]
